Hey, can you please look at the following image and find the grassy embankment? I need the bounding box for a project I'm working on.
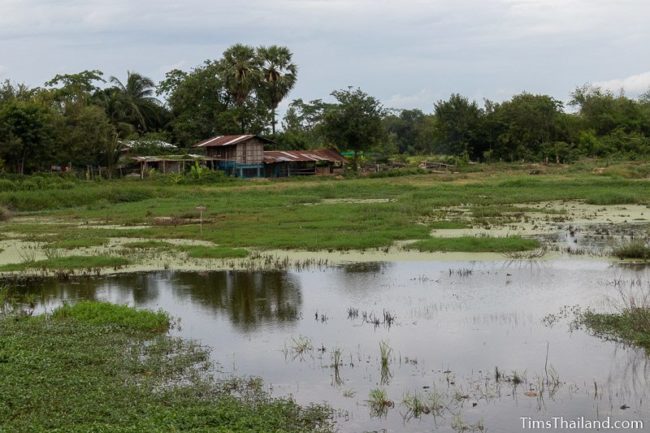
[0,300,333,433]
[0,256,130,272]
[410,236,540,253]
[0,162,648,263]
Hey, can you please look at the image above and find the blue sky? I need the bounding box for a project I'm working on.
[1,0,649,112]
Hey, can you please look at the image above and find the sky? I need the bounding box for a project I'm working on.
[1,0,649,113]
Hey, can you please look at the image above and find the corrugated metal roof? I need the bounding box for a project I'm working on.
[194,134,273,148]
[132,155,221,162]
[263,149,347,164]
[120,140,177,149]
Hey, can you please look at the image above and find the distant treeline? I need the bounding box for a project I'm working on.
[1,42,649,174]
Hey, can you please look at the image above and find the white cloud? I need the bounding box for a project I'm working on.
[594,71,650,96]
[0,0,649,106]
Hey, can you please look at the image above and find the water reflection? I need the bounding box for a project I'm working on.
[4,271,303,332]
[168,271,302,331]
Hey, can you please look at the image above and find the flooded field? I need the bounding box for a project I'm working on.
[8,258,650,432]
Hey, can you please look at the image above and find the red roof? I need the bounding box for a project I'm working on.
[193,134,273,148]
[263,149,347,164]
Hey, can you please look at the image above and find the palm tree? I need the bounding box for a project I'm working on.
[107,71,160,134]
[219,44,262,133]
[257,46,298,135]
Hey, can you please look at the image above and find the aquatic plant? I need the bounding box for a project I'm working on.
[510,370,525,385]
[451,414,486,432]
[379,340,392,369]
[382,309,396,326]
[379,340,393,385]
[287,335,313,359]
[0,302,334,432]
[331,348,343,386]
[367,388,393,417]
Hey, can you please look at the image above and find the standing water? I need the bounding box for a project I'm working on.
[10,259,650,432]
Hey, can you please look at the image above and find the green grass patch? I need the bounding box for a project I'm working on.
[122,240,176,250]
[408,236,541,253]
[584,191,639,205]
[0,303,333,432]
[0,168,649,251]
[181,245,250,259]
[0,255,130,272]
[52,301,170,333]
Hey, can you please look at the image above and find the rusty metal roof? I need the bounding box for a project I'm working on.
[263,149,347,164]
[193,134,273,148]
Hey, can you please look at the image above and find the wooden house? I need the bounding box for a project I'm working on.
[193,135,272,177]
[192,134,348,178]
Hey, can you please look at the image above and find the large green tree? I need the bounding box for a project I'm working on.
[322,87,386,169]
[219,44,263,133]
[105,71,163,135]
[488,93,565,161]
[382,109,436,155]
[0,99,56,174]
[257,45,298,135]
[433,94,483,158]
[276,98,331,149]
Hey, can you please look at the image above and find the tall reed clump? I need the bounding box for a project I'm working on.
[613,240,650,260]
[379,340,393,385]
[379,340,392,369]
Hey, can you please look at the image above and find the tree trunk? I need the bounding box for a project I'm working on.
[271,107,276,135]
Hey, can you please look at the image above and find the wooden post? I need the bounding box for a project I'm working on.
[195,206,207,235]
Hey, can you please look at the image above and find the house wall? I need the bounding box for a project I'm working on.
[205,138,264,164]
[206,146,236,160]
[236,139,265,164]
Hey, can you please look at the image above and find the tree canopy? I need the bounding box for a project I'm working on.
[1,43,650,175]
